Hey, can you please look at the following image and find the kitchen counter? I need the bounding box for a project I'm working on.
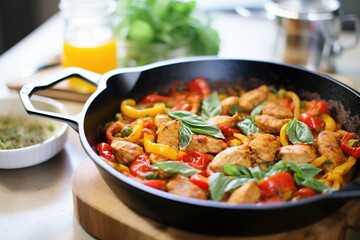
[0,10,359,240]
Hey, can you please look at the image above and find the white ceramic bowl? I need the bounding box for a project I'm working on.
[0,94,68,169]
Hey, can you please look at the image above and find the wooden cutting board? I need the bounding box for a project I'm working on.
[6,66,92,102]
[72,159,360,240]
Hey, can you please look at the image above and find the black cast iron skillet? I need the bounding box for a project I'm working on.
[20,57,360,236]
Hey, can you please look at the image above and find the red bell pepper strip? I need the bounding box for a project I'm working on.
[257,172,296,201]
[140,93,170,104]
[340,133,360,158]
[187,77,210,99]
[129,155,152,178]
[190,173,209,190]
[178,151,209,170]
[97,142,115,162]
[142,179,166,190]
[106,121,123,143]
[299,113,325,131]
[294,187,318,199]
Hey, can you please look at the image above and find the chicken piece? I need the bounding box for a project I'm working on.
[186,134,227,154]
[156,120,180,151]
[209,145,252,173]
[187,94,201,114]
[254,115,291,134]
[166,174,207,200]
[206,113,241,128]
[111,140,144,165]
[154,114,172,129]
[221,96,240,115]
[227,181,261,204]
[316,130,347,172]
[262,101,294,119]
[279,144,316,163]
[239,85,268,112]
[249,133,281,163]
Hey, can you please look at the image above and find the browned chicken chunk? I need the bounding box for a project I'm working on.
[279,144,316,163]
[111,140,144,165]
[156,120,180,151]
[221,96,240,115]
[206,114,241,128]
[154,114,172,129]
[262,101,294,119]
[227,181,261,204]
[254,115,291,134]
[209,145,252,173]
[249,133,281,163]
[186,135,227,154]
[239,85,268,112]
[316,130,347,172]
[167,174,207,200]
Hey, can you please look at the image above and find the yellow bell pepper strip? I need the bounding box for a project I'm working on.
[143,134,178,160]
[125,119,144,143]
[321,156,356,189]
[279,123,290,146]
[311,154,328,168]
[233,133,249,144]
[319,113,336,131]
[121,99,166,118]
[285,91,300,120]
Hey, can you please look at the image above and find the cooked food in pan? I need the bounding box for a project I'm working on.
[97,77,359,204]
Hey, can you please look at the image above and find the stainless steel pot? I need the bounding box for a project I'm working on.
[19,57,360,236]
[265,0,360,72]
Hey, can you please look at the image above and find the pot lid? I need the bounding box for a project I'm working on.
[264,0,341,21]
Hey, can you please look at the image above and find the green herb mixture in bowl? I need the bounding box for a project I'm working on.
[0,95,68,169]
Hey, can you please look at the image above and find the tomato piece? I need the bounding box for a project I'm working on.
[140,93,169,104]
[130,155,151,178]
[97,142,115,162]
[340,133,360,158]
[305,100,329,116]
[299,113,325,131]
[258,172,296,201]
[190,173,209,190]
[187,78,210,99]
[294,187,318,199]
[142,179,166,190]
[106,121,123,143]
[178,151,209,170]
[218,124,241,137]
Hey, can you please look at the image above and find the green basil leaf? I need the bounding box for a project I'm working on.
[208,172,232,201]
[301,178,333,193]
[286,119,314,144]
[249,166,266,181]
[151,161,200,177]
[166,110,224,139]
[287,162,322,180]
[165,110,193,120]
[201,92,221,119]
[250,103,264,119]
[223,163,252,178]
[236,119,259,136]
[224,178,252,192]
[265,160,288,177]
[229,104,242,116]
[179,124,192,150]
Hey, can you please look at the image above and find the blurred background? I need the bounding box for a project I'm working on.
[0,0,359,55]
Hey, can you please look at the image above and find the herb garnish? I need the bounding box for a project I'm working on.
[166,110,224,139]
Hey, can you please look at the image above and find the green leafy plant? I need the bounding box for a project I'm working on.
[114,0,220,66]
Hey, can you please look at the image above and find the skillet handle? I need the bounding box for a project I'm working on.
[20,67,101,132]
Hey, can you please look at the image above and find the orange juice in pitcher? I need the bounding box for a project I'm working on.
[60,0,117,93]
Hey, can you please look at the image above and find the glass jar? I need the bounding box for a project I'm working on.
[59,0,117,93]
